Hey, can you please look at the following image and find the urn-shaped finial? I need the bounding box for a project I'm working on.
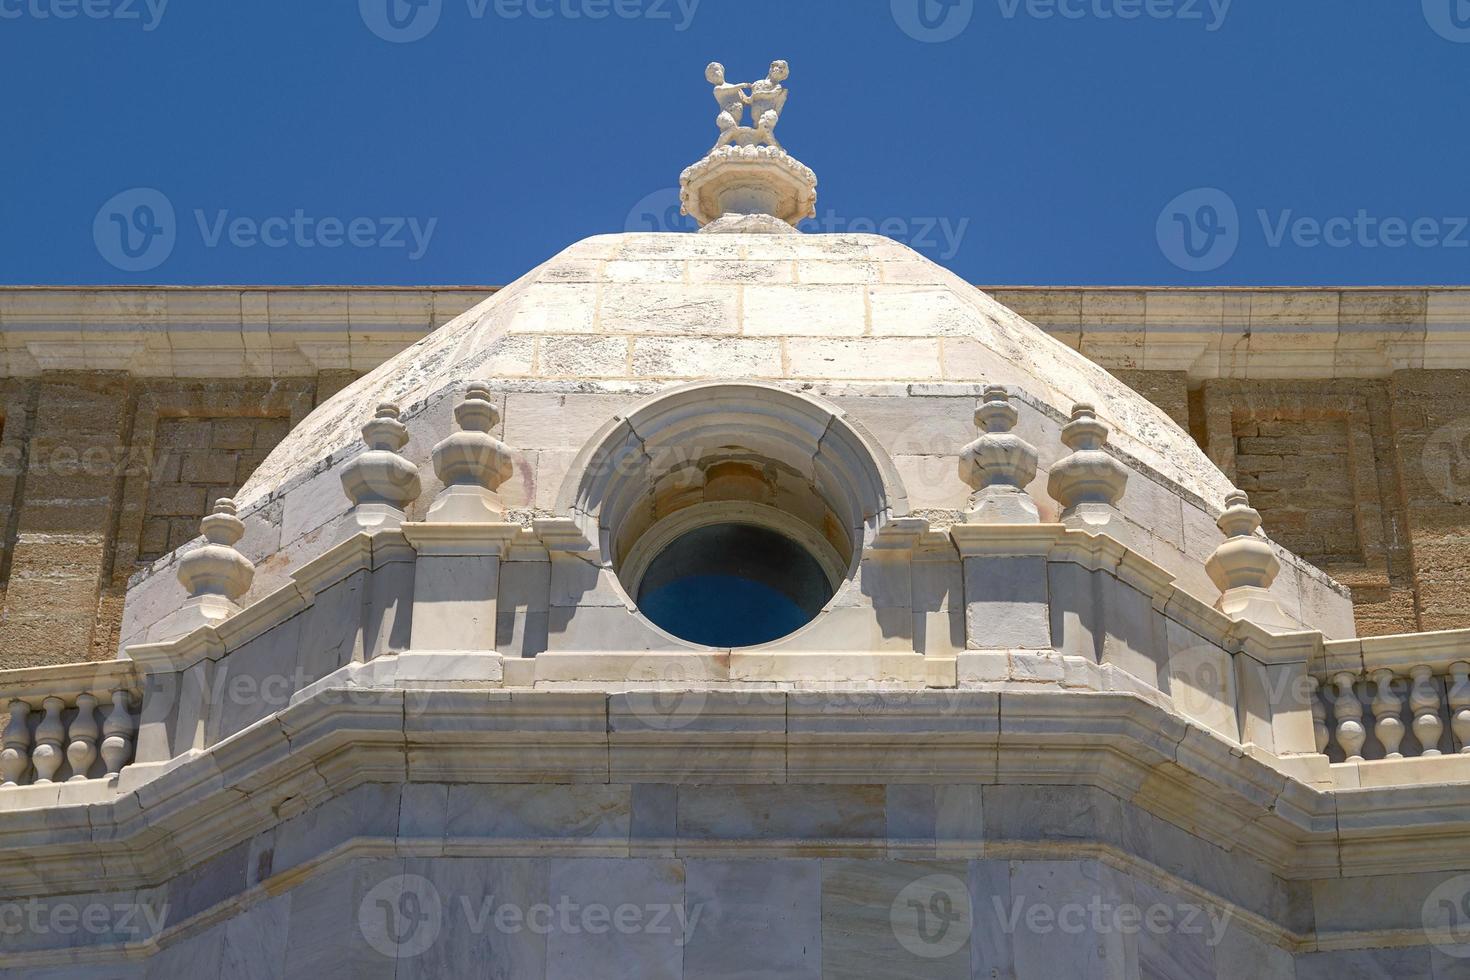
[340,402,422,532]
[1203,489,1297,630]
[177,498,255,602]
[1047,405,1129,524]
[144,497,260,640]
[1205,490,1281,593]
[427,383,515,523]
[960,386,1040,524]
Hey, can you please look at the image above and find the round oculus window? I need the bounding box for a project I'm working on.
[634,522,836,648]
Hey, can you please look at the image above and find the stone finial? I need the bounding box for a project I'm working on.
[340,402,422,533]
[680,59,817,233]
[1205,491,1280,594]
[959,386,1040,524]
[1203,490,1296,631]
[1046,404,1129,531]
[150,497,260,640]
[427,383,515,523]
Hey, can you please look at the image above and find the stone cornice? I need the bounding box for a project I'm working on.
[2,676,1469,905]
[0,659,141,706]
[1317,627,1470,677]
[4,285,1469,379]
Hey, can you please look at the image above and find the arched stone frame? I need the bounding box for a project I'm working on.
[553,381,912,644]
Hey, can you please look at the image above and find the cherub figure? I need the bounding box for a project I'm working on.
[745,60,789,151]
[707,63,752,151]
[706,60,790,152]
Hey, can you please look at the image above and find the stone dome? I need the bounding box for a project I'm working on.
[240,231,1234,509]
[117,230,1355,650]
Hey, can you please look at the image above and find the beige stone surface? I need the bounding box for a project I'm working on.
[237,235,1241,517]
[5,281,1470,662]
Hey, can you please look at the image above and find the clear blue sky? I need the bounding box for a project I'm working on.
[3,0,1468,286]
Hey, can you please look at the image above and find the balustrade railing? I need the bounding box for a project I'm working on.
[0,662,139,788]
[1310,659,1470,763]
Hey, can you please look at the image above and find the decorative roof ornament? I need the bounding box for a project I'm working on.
[1047,404,1130,532]
[426,382,514,523]
[340,402,422,533]
[680,60,817,233]
[148,498,257,642]
[1205,489,1297,631]
[959,386,1040,524]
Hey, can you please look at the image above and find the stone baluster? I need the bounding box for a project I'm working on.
[1,700,31,787]
[1450,662,1470,754]
[100,690,135,777]
[65,694,99,781]
[959,386,1040,524]
[1410,665,1445,757]
[426,383,514,523]
[1046,404,1129,533]
[1371,669,1405,760]
[340,402,422,534]
[1331,671,1366,762]
[31,697,66,784]
[1307,676,1330,755]
[1203,490,1295,632]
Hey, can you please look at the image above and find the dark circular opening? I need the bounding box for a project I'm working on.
[635,522,835,648]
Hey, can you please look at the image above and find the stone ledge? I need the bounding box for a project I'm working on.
[4,677,1470,901]
[7,285,1470,379]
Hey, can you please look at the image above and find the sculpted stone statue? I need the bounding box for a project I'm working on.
[746,60,789,150]
[684,58,816,231]
[707,63,749,151]
[708,60,790,152]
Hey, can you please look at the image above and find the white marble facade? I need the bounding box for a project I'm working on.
[4,184,1470,976]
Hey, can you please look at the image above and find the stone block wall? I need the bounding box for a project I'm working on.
[137,415,293,563]
[1184,379,1420,637]
[0,373,332,666]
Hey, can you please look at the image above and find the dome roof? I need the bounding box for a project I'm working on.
[240,231,1235,510]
